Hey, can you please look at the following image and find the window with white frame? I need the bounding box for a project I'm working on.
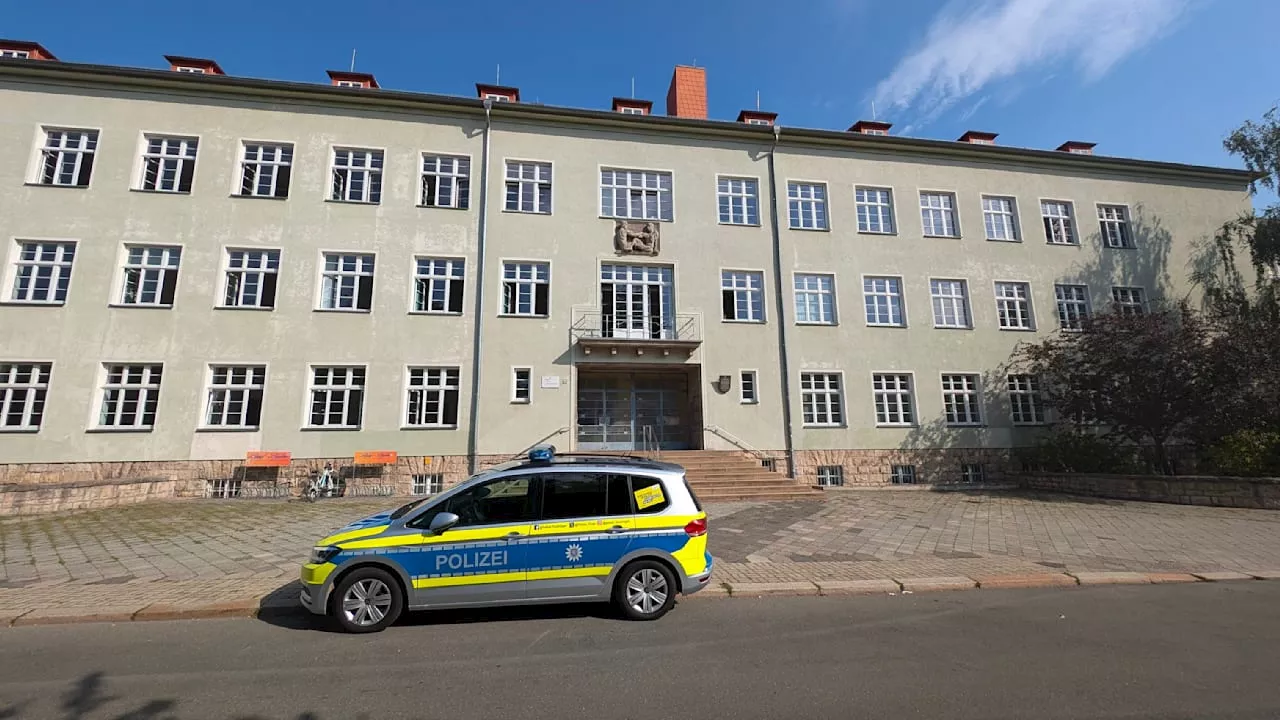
[119,245,181,307]
[961,463,985,483]
[1041,200,1076,245]
[787,182,828,230]
[891,465,917,484]
[421,154,470,209]
[721,270,765,322]
[800,372,843,427]
[412,473,445,495]
[222,249,279,309]
[512,367,532,403]
[717,177,759,225]
[919,192,959,237]
[863,276,905,326]
[995,281,1034,330]
[601,168,674,221]
[501,262,550,316]
[37,129,97,187]
[330,148,383,203]
[1,50,31,59]
[817,466,844,487]
[97,364,162,429]
[1008,374,1046,424]
[175,66,205,74]
[203,365,265,428]
[873,373,915,426]
[941,374,982,426]
[740,370,758,404]
[139,135,198,193]
[1054,284,1089,330]
[1112,286,1146,316]
[239,143,292,198]
[855,187,895,233]
[414,257,465,314]
[505,161,552,214]
[308,366,365,428]
[794,273,836,324]
[336,80,362,88]
[982,196,1019,241]
[0,363,51,431]
[320,253,374,311]
[405,367,460,427]
[1098,205,1133,249]
[929,279,970,329]
[10,241,75,304]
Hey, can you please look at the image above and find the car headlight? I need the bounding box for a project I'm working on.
[309,546,340,564]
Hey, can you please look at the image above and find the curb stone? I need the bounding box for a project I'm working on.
[1070,572,1151,586]
[814,579,901,596]
[1245,570,1280,580]
[683,583,731,599]
[1191,571,1255,582]
[133,599,261,622]
[897,576,978,592]
[727,581,821,597]
[12,605,145,627]
[1143,572,1200,584]
[972,573,1078,589]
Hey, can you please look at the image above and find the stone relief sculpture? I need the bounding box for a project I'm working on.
[614,220,661,256]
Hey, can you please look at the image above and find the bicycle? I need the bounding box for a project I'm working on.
[303,463,341,501]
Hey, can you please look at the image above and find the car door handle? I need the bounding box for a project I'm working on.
[504,531,524,539]
[606,526,629,534]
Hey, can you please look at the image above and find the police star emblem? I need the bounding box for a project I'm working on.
[565,543,584,563]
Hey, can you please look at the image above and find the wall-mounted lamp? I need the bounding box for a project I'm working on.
[714,375,732,394]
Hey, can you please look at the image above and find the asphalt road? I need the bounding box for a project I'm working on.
[2,583,1279,720]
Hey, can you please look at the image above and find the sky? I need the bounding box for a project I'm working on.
[4,0,1279,180]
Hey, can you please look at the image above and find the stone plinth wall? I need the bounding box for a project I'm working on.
[1019,473,1280,509]
[0,477,201,516]
[792,448,1014,487]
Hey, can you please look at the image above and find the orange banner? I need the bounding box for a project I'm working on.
[245,451,291,467]
[354,450,398,466]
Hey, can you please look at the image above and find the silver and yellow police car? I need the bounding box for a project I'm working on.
[300,445,712,633]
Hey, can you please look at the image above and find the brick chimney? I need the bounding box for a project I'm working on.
[1057,141,1096,155]
[0,39,57,60]
[477,83,519,102]
[328,70,379,88]
[849,120,892,136]
[958,130,998,145]
[666,66,707,120]
[736,110,777,126]
[165,55,224,75]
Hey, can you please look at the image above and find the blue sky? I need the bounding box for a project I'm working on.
[5,0,1278,175]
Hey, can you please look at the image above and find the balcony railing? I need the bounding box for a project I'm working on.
[571,310,701,355]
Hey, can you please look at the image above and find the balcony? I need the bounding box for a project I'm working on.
[571,310,702,358]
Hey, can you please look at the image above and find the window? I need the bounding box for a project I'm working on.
[540,473,613,520]
[501,262,550,316]
[308,366,365,428]
[37,129,97,187]
[721,270,765,322]
[336,80,363,88]
[855,187,895,233]
[717,177,759,225]
[619,106,645,115]
[320,253,374,311]
[873,373,915,426]
[512,367,532,403]
[421,154,470,209]
[1008,374,1045,424]
[740,370,758,404]
[209,479,241,498]
[891,465,917,485]
[995,282,1033,330]
[237,143,292,198]
[1,50,31,59]
[0,363,50,431]
[405,367,460,427]
[412,474,445,496]
[175,66,205,74]
[139,136,197,193]
[800,372,844,427]
[919,192,959,237]
[787,182,829,230]
[432,475,536,528]
[817,466,844,487]
[1099,205,1133,249]
[1054,284,1089,330]
[601,168,674,221]
[1112,287,1146,316]
[119,245,181,307]
[1041,201,1076,245]
[929,279,970,329]
[961,463,985,484]
[982,196,1019,241]
[412,258,465,314]
[941,374,981,426]
[97,364,162,429]
[630,474,672,515]
[222,249,279,309]
[863,276,905,327]
[10,241,75,304]
[203,365,265,429]
[330,148,383,203]
[505,161,552,214]
[794,273,836,325]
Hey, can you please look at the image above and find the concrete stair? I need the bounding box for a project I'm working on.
[602,450,824,502]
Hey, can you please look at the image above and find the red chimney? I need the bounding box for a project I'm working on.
[666,66,707,120]
[328,70,379,89]
[736,110,777,126]
[613,97,653,115]
[165,55,224,75]
[477,83,519,102]
[958,130,998,145]
[1056,141,1096,155]
[849,120,892,136]
[0,39,57,60]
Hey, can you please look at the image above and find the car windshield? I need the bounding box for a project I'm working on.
[388,498,427,520]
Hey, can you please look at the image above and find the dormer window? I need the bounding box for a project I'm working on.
[164,56,224,75]
[327,71,378,89]
[175,66,205,74]
[337,80,363,88]
[736,110,778,126]
[958,130,998,145]
[484,93,509,101]
[612,98,653,115]
[746,118,769,126]
[621,107,645,115]
[478,84,520,103]
[0,41,57,60]
[1,50,30,59]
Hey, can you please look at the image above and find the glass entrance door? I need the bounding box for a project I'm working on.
[600,265,673,340]
[577,373,689,451]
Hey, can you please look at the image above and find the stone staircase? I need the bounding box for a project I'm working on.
[640,450,824,502]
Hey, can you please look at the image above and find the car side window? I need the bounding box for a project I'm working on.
[605,473,633,516]
[630,474,671,514]
[541,472,608,521]
[423,475,535,528]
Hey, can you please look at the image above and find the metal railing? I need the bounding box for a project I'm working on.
[704,425,777,466]
[570,310,701,343]
[640,425,662,460]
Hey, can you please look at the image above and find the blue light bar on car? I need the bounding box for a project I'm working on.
[528,444,555,462]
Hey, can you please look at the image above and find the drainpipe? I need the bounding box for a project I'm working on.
[466,98,494,475]
[766,124,797,479]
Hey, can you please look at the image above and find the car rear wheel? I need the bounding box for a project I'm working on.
[330,566,403,633]
[614,560,676,621]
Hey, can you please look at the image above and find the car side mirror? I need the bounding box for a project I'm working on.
[427,512,460,535]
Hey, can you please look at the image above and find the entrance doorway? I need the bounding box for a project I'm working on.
[600,264,674,340]
[576,368,701,451]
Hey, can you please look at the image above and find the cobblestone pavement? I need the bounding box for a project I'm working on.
[2,491,1280,618]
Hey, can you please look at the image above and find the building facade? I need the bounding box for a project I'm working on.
[0,43,1254,492]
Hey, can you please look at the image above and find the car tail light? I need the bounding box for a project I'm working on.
[684,518,707,537]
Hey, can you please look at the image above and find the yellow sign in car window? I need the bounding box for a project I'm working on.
[634,484,665,510]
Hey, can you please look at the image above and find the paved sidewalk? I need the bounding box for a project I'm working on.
[3,490,1280,624]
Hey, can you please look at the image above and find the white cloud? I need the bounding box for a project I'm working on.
[872,0,1194,123]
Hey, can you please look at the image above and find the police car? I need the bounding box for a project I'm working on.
[300,445,712,633]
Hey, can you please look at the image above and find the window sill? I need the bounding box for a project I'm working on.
[300,426,363,431]
[86,426,154,433]
[511,399,531,405]
[787,226,830,233]
[1106,245,1138,251]
[998,327,1037,332]
[108,303,174,310]
[866,323,908,329]
[216,305,275,312]
[795,321,838,327]
[875,424,918,429]
[416,204,469,211]
[740,400,759,405]
[230,193,288,201]
[857,230,898,237]
[599,216,669,223]
[1045,241,1081,247]
[408,310,464,317]
[717,221,762,228]
[502,208,552,215]
[313,308,372,314]
[923,234,962,240]
[497,313,549,319]
[802,424,848,429]
[324,198,381,206]
[1012,422,1049,428]
[195,426,260,433]
[722,318,767,324]
[986,238,1022,243]
[0,300,65,307]
[400,425,459,431]
[944,423,986,429]
[932,325,973,331]
[0,428,41,434]
[130,188,191,196]
[24,182,89,190]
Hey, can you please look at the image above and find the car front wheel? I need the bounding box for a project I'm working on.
[330,566,403,633]
[614,560,676,621]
